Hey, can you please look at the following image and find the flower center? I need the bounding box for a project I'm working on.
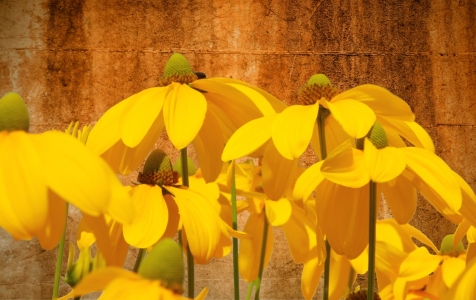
[294,74,339,106]
[439,234,466,257]
[137,149,179,186]
[346,289,381,300]
[356,121,388,150]
[158,53,198,86]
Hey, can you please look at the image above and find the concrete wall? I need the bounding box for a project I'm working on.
[1,0,475,299]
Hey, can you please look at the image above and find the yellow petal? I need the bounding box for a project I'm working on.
[401,147,462,211]
[321,140,369,188]
[37,190,67,250]
[294,161,325,201]
[323,115,354,155]
[103,162,134,224]
[379,178,416,224]
[301,257,324,300]
[163,83,207,149]
[271,103,319,159]
[324,98,376,138]
[168,186,222,264]
[364,139,406,183]
[329,250,355,300]
[221,114,276,161]
[443,258,476,300]
[261,142,299,200]
[453,219,471,250]
[193,107,226,182]
[100,276,165,300]
[400,223,438,253]
[378,118,435,152]
[238,212,274,282]
[398,247,442,281]
[226,83,276,116]
[264,198,292,226]
[123,185,168,248]
[333,84,414,121]
[120,87,166,148]
[454,170,476,227]
[441,257,465,287]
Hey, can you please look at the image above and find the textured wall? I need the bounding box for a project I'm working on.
[1,0,475,299]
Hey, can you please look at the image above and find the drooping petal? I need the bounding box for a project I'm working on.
[37,190,67,250]
[443,256,476,300]
[453,170,476,227]
[329,250,355,300]
[323,98,376,139]
[398,247,442,281]
[301,256,324,300]
[221,114,276,161]
[321,140,369,188]
[379,178,417,224]
[401,147,462,211]
[333,84,415,121]
[264,198,292,227]
[294,161,325,201]
[364,139,406,183]
[168,186,222,264]
[323,115,354,156]
[120,87,166,148]
[238,212,274,282]
[271,103,319,159]
[163,83,207,149]
[225,83,277,116]
[261,142,299,200]
[123,185,168,248]
[102,162,134,225]
[0,131,48,241]
[193,106,226,182]
[441,257,466,287]
[378,118,435,152]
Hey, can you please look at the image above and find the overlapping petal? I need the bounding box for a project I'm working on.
[364,138,406,183]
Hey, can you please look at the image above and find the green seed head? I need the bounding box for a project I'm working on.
[440,234,465,256]
[296,74,338,106]
[307,74,332,86]
[173,156,197,176]
[138,239,184,294]
[356,121,388,150]
[159,53,198,86]
[143,149,173,174]
[0,92,30,132]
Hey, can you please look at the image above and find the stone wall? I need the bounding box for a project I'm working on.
[1,0,475,299]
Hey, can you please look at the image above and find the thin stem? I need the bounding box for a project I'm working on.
[317,106,330,300]
[231,161,240,300]
[347,267,355,294]
[180,148,194,298]
[246,280,255,300]
[133,248,146,273]
[254,212,269,300]
[52,203,69,300]
[367,181,377,300]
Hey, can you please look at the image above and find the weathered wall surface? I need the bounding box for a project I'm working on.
[1,0,475,299]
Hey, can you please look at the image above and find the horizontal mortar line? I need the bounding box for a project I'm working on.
[435,123,475,127]
[2,48,476,56]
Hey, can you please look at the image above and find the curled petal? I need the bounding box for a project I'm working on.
[379,178,417,224]
[364,139,406,183]
[301,257,324,300]
[264,198,292,226]
[294,161,325,201]
[399,247,442,281]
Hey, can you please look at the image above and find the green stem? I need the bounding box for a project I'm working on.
[246,280,255,300]
[317,106,330,300]
[133,248,146,273]
[367,181,377,300]
[254,212,269,300]
[180,148,194,298]
[231,161,240,300]
[52,203,69,300]
[347,267,355,294]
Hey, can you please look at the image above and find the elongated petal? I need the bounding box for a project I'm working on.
[400,223,438,253]
[329,250,355,300]
[222,115,276,161]
[324,99,376,138]
[453,170,476,227]
[120,87,166,148]
[302,257,324,300]
[0,131,48,241]
[321,140,369,188]
[262,143,299,200]
[226,83,276,115]
[401,147,462,211]
[379,178,416,224]
[32,131,110,216]
[443,256,476,300]
[399,247,442,281]
[294,161,325,201]
[163,83,207,149]
[37,190,67,250]
[123,185,168,248]
[264,198,292,226]
[364,139,406,183]
[193,106,226,182]
[323,115,354,155]
[169,186,222,264]
[378,118,435,152]
[103,162,134,224]
[271,103,319,159]
[333,84,414,121]
[238,212,274,282]
[442,257,466,287]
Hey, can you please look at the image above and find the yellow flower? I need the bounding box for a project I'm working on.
[123,149,242,264]
[294,122,461,259]
[0,130,133,249]
[87,53,285,182]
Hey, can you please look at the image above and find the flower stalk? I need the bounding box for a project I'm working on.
[52,203,69,300]
[231,161,240,300]
[133,248,146,273]
[254,211,269,300]
[367,181,377,300]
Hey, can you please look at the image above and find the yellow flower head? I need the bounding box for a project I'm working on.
[87,53,285,182]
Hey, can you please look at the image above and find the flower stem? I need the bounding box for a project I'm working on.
[180,148,194,298]
[254,212,269,300]
[52,203,69,300]
[246,280,255,300]
[133,248,146,272]
[317,106,331,300]
[231,161,240,300]
[367,181,377,300]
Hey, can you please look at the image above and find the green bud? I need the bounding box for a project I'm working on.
[173,155,197,176]
[307,74,332,87]
[0,92,30,132]
[440,234,465,255]
[143,149,173,174]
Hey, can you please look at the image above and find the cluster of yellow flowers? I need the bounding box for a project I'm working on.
[1,53,475,300]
